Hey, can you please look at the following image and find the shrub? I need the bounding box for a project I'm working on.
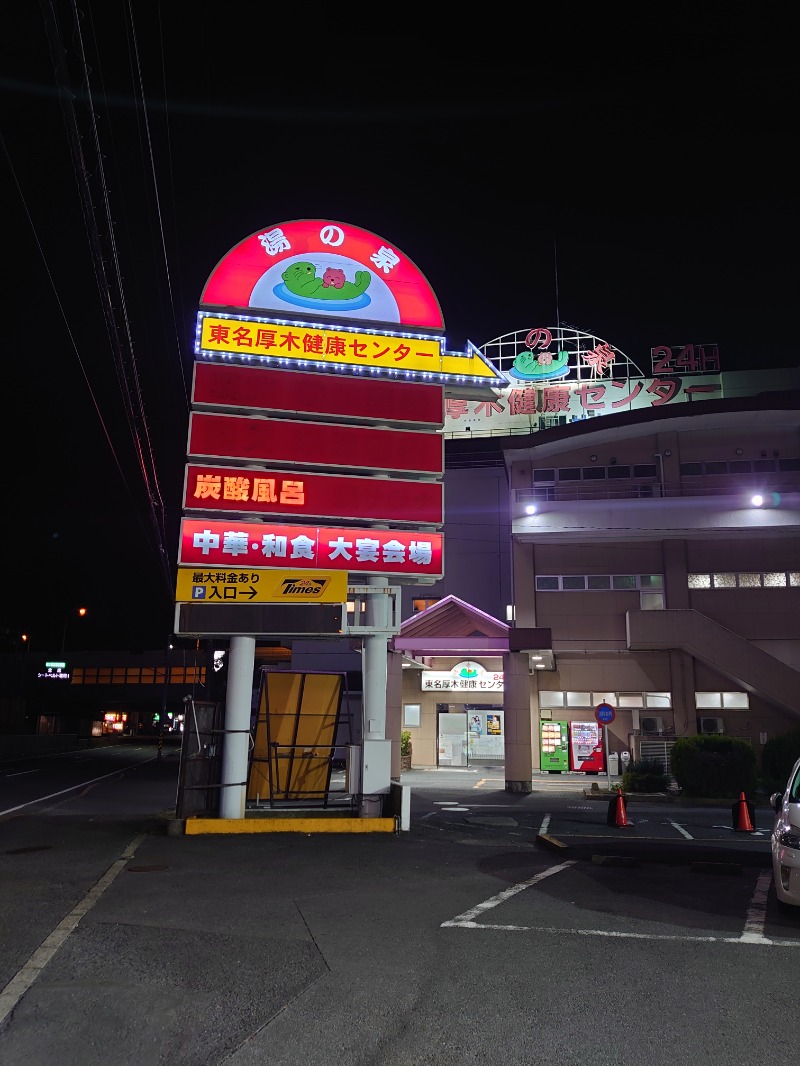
[670,735,757,798]
[401,730,412,757]
[761,728,800,791]
[621,758,670,793]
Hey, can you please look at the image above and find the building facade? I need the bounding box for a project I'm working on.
[394,381,800,785]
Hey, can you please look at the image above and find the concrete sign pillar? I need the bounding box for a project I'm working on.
[503,650,533,793]
[219,634,256,819]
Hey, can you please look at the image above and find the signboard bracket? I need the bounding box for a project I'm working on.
[341,585,402,636]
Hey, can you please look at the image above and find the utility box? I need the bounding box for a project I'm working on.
[362,739,392,794]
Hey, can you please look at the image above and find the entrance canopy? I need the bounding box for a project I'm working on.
[391,595,553,669]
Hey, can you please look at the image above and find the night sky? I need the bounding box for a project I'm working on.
[3,5,797,652]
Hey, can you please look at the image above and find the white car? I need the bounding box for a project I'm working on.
[770,754,800,910]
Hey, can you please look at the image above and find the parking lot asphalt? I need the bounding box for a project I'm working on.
[2,748,798,1065]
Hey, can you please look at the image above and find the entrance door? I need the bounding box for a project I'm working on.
[438,712,468,767]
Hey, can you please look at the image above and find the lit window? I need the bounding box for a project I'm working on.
[645,692,672,708]
[688,574,711,588]
[640,592,664,610]
[722,692,749,708]
[403,704,421,727]
[695,692,722,708]
[539,691,564,707]
[566,692,591,707]
[763,573,786,587]
[412,598,440,614]
[617,693,644,707]
[712,573,736,588]
[738,573,762,588]
[592,692,616,705]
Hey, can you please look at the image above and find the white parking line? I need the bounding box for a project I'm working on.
[442,861,575,926]
[441,863,798,948]
[740,870,772,943]
[444,923,800,946]
[0,834,145,1024]
[539,814,551,835]
[670,821,693,839]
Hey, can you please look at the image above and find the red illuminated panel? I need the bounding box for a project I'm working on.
[184,465,443,526]
[179,519,444,579]
[187,413,443,476]
[200,219,444,332]
[192,362,443,427]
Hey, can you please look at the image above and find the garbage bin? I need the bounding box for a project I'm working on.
[608,752,620,776]
[620,751,631,773]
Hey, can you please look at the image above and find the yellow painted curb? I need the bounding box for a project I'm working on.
[184,816,398,835]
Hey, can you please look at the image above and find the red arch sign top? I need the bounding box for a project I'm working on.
[201,219,445,333]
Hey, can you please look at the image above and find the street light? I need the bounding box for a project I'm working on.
[61,607,88,656]
[21,633,31,652]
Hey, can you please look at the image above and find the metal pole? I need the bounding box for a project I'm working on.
[604,724,611,791]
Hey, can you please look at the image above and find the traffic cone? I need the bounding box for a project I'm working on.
[614,788,633,828]
[734,791,755,833]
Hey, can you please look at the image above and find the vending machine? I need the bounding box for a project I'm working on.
[540,720,569,773]
[568,720,606,773]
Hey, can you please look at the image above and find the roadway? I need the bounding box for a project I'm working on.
[0,744,797,1065]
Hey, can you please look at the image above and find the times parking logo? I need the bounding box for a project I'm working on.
[280,577,328,597]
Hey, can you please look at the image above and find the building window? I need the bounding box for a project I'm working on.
[403,704,421,727]
[566,692,592,706]
[541,691,671,710]
[640,592,664,610]
[412,598,440,614]
[645,692,672,708]
[690,570,800,589]
[537,574,664,593]
[763,573,787,587]
[722,692,749,708]
[712,573,736,588]
[738,573,762,588]
[696,691,749,709]
[617,693,644,707]
[587,576,611,590]
[612,575,637,590]
[562,576,586,591]
[640,575,663,589]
